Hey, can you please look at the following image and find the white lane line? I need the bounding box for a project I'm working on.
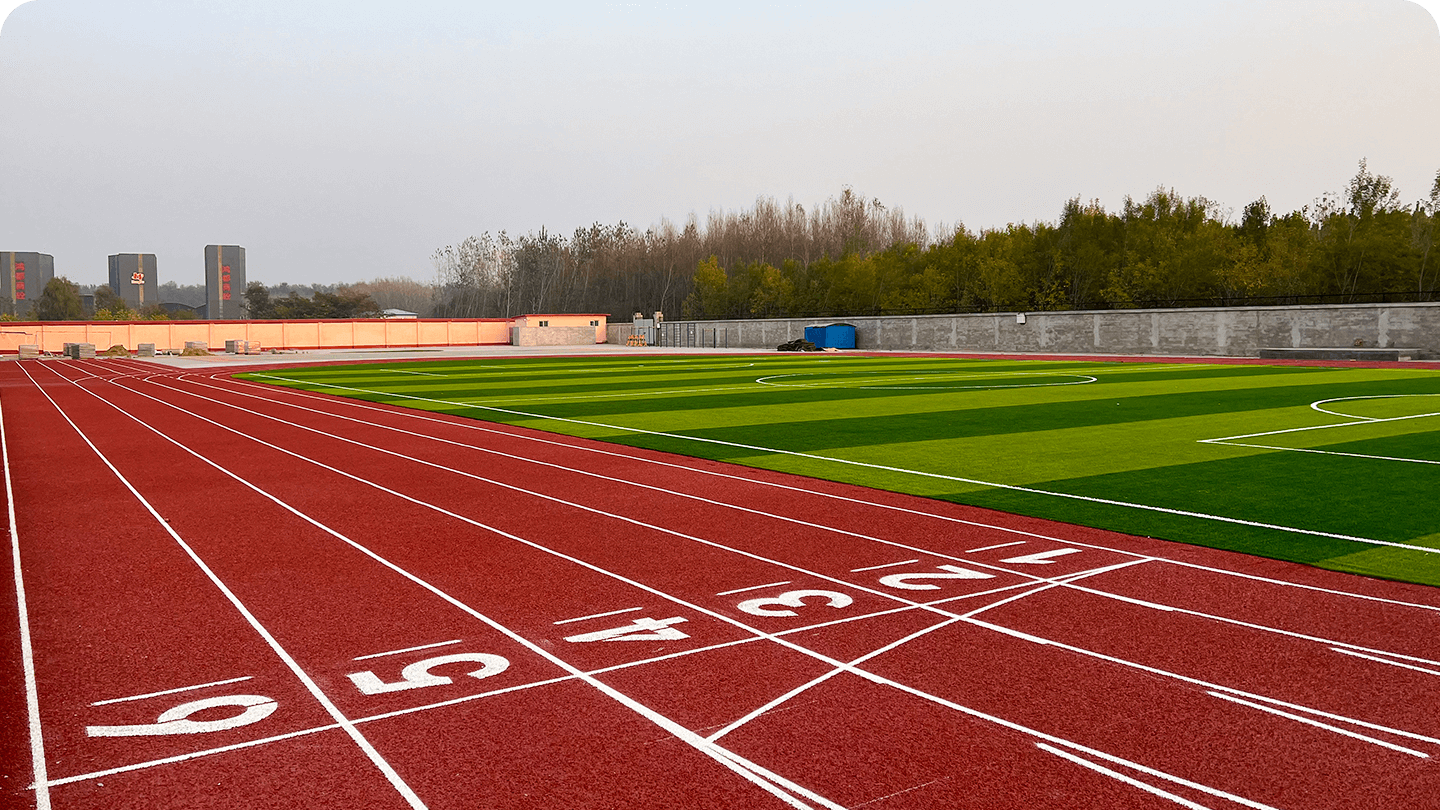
[22,364,431,810]
[966,541,1026,554]
[353,639,462,661]
[248,373,1440,555]
[717,581,792,596]
[212,372,1440,614]
[850,559,919,572]
[968,618,1440,749]
[58,370,831,810]
[92,676,254,706]
[1052,579,1440,665]
[1206,691,1429,758]
[3,392,52,810]
[175,371,1440,671]
[1332,648,1440,677]
[552,606,643,625]
[48,580,1052,787]
[107,374,1255,810]
[1036,743,1212,810]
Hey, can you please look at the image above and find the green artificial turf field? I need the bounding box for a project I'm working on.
[242,355,1440,587]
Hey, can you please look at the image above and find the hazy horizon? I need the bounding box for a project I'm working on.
[3,1,1438,289]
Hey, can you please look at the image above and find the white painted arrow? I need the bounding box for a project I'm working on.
[999,548,1081,565]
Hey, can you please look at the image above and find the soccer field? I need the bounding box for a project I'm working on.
[244,354,1440,586]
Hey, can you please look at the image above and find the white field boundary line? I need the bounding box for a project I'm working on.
[1202,441,1440,466]
[1200,394,1440,465]
[36,365,835,810]
[754,370,1098,391]
[48,577,1065,789]
[78,371,1276,810]
[17,365,431,810]
[225,358,1201,408]
[1200,396,1440,443]
[165,371,1440,665]
[205,371,1440,616]
[2,393,52,810]
[246,373,1440,557]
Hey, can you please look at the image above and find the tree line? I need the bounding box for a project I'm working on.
[15,161,1438,323]
[431,161,1439,321]
[14,279,402,321]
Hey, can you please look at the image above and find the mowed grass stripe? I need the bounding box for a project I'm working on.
[244,356,1440,586]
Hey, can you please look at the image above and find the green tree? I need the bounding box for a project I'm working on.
[681,256,729,319]
[1314,159,1413,298]
[93,285,127,314]
[1411,170,1440,294]
[243,281,275,318]
[34,277,84,321]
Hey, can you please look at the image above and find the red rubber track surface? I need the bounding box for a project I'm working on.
[4,355,1440,809]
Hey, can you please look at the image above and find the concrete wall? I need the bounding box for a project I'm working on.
[510,325,603,346]
[0,318,512,353]
[664,302,1440,357]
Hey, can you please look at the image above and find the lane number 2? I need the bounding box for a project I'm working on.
[879,565,995,591]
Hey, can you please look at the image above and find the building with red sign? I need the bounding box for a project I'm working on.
[204,245,246,320]
[0,252,55,318]
[107,254,159,309]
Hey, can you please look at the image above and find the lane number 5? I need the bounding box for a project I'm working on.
[348,653,510,695]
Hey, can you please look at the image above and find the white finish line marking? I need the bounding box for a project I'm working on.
[553,606,643,625]
[966,541,1026,554]
[717,580,793,596]
[1332,647,1440,678]
[1036,743,1211,810]
[354,639,462,661]
[1206,691,1429,758]
[92,676,254,706]
[850,559,919,572]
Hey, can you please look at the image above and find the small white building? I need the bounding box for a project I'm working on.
[381,308,419,319]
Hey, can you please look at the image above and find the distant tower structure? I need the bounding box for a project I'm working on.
[108,254,158,309]
[0,252,55,318]
[204,245,246,319]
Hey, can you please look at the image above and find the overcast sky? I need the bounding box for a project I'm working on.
[2,1,1438,288]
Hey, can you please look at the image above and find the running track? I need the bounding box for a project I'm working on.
[5,356,1440,809]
